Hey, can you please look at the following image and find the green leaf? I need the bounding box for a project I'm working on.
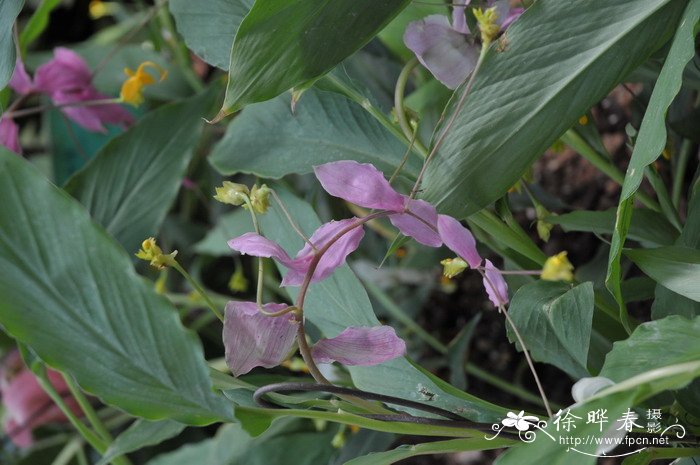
[547,208,678,247]
[210,89,420,179]
[625,246,700,302]
[194,209,253,256]
[600,315,700,382]
[0,150,231,424]
[0,0,23,89]
[64,89,219,254]
[422,0,687,218]
[606,0,700,330]
[377,2,447,61]
[259,188,507,422]
[216,0,410,116]
[97,420,186,465]
[169,0,254,70]
[19,0,60,55]
[146,420,337,465]
[345,437,512,465]
[507,281,595,378]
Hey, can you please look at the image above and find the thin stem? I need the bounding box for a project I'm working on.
[5,98,123,119]
[500,306,552,417]
[158,6,204,92]
[410,50,485,198]
[241,197,271,316]
[271,189,314,248]
[394,57,429,155]
[388,131,417,186]
[62,375,113,444]
[34,366,107,454]
[171,262,223,321]
[51,437,84,465]
[561,129,661,212]
[672,139,693,208]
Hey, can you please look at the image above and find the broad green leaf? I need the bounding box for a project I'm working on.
[345,437,513,465]
[0,150,231,424]
[507,281,595,378]
[210,89,420,179]
[547,209,678,247]
[0,0,23,89]
[19,0,60,55]
[422,0,687,218]
[625,246,700,301]
[97,420,186,465]
[169,0,254,70]
[377,2,447,61]
[600,315,700,382]
[147,420,337,465]
[259,188,507,422]
[65,89,219,253]
[606,0,700,330]
[216,0,410,116]
[194,209,253,256]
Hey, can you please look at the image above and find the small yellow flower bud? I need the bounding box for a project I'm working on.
[535,205,554,242]
[541,251,574,282]
[136,237,177,270]
[249,184,271,214]
[120,61,167,107]
[213,181,250,206]
[474,7,500,46]
[441,257,469,278]
[228,267,248,293]
[578,115,589,126]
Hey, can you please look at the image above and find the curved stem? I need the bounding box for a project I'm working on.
[171,262,223,321]
[394,57,429,155]
[5,98,123,119]
[270,189,315,248]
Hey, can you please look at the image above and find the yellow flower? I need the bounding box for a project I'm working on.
[136,237,177,270]
[120,62,167,106]
[578,115,589,125]
[440,257,468,278]
[474,7,500,46]
[249,184,271,214]
[228,267,248,293]
[541,252,574,282]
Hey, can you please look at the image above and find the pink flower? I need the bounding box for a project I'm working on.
[1,351,81,447]
[314,161,442,247]
[311,326,406,366]
[403,0,523,89]
[223,303,406,376]
[9,48,133,133]
[437,214,482,268]
[228,217,365,286]
[0,117,21,154]
[483,259,509,307]
[223,302,299,377]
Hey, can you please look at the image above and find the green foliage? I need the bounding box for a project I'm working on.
[421,0,686,218]
[217,0,410,116]
[507,281,595,378]
[0,0,23,89]
[0,150,231,424]
[18,0,61,55]
[97,420,186,465]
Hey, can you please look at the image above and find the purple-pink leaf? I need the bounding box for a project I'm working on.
[483,259,509,307]
[281,218,365,286]
[311,326,406,366]
[223,302,299,377]
[314,161,405,211]
[0,118,21,154]
[437,214,482,268]
[404,15,479,90]
[389,198,442,247]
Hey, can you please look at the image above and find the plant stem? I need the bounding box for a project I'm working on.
[672,138,693,208]
[34,366,107,454]
[394,57,429,155]
[62,375,113,444]
[561,129,661,212]
[171,262,223,321]
[5,98,124,119]
[50,437,83,465]
[157,6,204,92]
